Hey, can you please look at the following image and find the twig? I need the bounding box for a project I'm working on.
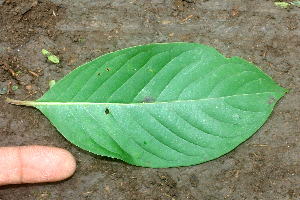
[182,15,193,22]
[29,70,39,77]
[7,81,11,94]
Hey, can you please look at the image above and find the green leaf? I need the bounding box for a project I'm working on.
[291,0,300,7]
[0,87,8,94]
[49,80,56,88]
[275,2,290,8]
[42,49,51,56]
[11,86,18,91]
[48,55,60,64]
[7,43,288,168]
[42,49,60,64]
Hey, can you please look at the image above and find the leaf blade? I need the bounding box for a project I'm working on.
[25,43,288,167]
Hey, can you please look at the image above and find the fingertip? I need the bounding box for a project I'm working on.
[0,146,76,186]
[52,147,77,182]
[20,146,77,183]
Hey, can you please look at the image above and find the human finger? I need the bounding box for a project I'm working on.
[0,145,76,186]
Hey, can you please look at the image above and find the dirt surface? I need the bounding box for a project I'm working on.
[0,0,299,199]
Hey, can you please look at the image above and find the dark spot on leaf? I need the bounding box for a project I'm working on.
[98,73,101,75]
[106,68,110,71]
[142,96,155,103]
[144,141,147,145]
[267,95,277,105]
[105,108,110,115]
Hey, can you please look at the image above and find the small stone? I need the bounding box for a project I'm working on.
[26,85,32,90]
[152,0,164,4]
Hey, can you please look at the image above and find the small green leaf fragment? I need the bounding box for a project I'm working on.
[48,55,60,64]
[12,86,18,91]
[275,2,289,8]
[291,0,300,7]
[42,49,60,64]
[42,49,50,56]
[49,80,56,88]
[0,87,8,94]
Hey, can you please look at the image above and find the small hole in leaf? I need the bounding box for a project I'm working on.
[105,108,110,115]
[106,68,110,71]
[98,73,101,75]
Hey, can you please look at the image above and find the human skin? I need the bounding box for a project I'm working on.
[0,145,76,186]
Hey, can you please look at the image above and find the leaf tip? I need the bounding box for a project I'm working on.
[284,88,290,94]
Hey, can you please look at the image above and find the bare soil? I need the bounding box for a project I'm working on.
[0,0,299,199]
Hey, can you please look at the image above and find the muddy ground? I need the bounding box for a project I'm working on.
[0,0,299,199]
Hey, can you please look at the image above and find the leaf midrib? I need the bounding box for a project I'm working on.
[16,92,280,106]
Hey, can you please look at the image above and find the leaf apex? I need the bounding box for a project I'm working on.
[284,88,290,94]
